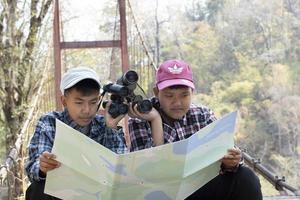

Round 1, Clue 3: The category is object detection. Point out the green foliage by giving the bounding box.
[184,0,206,21]
[297,146,300,155]
[288,61,300,94]
[222,81,256,106]
[63,49,113,82]
[185,0,224,25]
[161,21,227,92]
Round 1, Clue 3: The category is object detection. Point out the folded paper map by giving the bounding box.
[45,111,237,200]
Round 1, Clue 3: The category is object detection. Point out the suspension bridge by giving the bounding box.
[0,0,299,199]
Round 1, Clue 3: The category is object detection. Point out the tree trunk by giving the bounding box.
[0,0,53,198]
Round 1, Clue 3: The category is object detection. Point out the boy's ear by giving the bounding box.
[61,95,67,107]
[153,87,159,97]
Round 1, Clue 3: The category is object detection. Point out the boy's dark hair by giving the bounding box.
[64,79,100,96]
[168,85,190,90]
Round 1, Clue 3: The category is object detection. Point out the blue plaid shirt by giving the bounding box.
[129,97,217,152]
[26,109,127,182]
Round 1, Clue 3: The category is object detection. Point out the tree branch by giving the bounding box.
[24,0,52,62]
[0,7,4,41]
[0,86,5,102]
[38,0,52,21]
[19,0,52,101]
[0,1,7,63]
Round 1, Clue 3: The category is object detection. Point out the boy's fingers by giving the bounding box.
[227,148,241,154]
[40,151,60,166]
[42,151,56,159]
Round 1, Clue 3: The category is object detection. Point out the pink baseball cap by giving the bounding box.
[156,59,195,90]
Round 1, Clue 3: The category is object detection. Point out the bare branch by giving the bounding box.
[0,87,5,102]
[0,7,4,39]
[38,0,52,21]
[24,0,52,62]
[0,1,6,55]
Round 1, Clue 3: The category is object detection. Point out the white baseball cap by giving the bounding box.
[60,67,101,95]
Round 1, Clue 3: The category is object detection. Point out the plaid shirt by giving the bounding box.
[129,97,217,152]
[26,109,127,182]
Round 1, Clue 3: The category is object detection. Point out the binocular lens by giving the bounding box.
[119,104,129,114]
[124,70,138,84]
[108,103,129,118]
[137,99,152,113]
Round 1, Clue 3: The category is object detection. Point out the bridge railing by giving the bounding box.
[243,151,300,196]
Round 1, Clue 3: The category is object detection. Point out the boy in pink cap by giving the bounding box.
[128,59,262,200]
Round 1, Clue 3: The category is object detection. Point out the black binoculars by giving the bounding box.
[102,70,152,118]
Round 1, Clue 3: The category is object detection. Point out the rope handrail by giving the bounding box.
[243,151,300,196]
[127,0,157,71]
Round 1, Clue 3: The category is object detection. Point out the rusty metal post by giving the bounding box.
[119,0,129,72]
[119,0,130,148]
[53,0,62,111]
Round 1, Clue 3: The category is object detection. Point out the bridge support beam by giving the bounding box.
[53,0,129,110]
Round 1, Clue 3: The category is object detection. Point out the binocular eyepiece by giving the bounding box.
[102,70,152,118]
[103,83,129,97]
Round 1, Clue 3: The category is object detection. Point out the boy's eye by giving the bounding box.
[75,102,83,104]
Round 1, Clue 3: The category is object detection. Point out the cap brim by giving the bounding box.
[157,79,195,90]
[61,78,100,94]
[64,78,100,90]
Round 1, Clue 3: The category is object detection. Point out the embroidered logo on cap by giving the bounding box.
[168,64,183,74]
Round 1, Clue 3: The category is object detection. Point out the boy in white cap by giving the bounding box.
[128,59,262,200]
[25,67,127,200]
